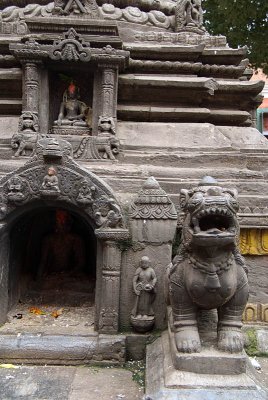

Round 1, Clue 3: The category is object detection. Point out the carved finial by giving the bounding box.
[142,176,160,190]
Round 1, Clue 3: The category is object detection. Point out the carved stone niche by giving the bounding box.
[9,24,129,161]
[0,136,129,333]
[122,177,177,331]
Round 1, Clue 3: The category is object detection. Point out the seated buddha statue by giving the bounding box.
[54,82,92,128]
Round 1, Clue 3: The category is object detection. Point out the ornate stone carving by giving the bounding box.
[73,135,120,160]
[131,256,157,333]
[18,111,39,134]
[130,176,177,220]
[98,116,116,136]
[6,175,31,204]
[11,131,37,157]
[1,138,125,231]
[99,308,118,332]
[168,176,249,353]
[49,28,91,62]
[93,196,122,229]
[53,0,100,18]
[175,0,205,33]
[76,180,96,206]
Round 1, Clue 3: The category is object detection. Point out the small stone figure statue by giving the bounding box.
[41,166,60,194]
[131,256,157,332]
[54,82,91,128]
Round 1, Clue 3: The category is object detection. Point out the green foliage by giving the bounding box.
[245,328,268,357]
[124,360,145,387]
[203,0,268,74]
[245,328,259,356]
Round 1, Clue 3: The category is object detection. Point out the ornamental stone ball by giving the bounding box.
[168,177,249,353]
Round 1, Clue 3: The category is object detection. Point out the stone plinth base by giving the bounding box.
[169,326,247,375]
[146,331,267,400]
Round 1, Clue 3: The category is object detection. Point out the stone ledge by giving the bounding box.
[0,333,126,365]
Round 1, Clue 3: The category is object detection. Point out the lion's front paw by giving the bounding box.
[175,329,201,353]
[218,329,244,353]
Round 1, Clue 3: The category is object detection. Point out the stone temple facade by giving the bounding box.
[0,0,267,363]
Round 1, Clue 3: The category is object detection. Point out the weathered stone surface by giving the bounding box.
[169,326,247,375]
[117,122,233,150]
[120,243,172,331]
[146,332,268,400]
[246,256,268,304]
[256,329,268,354]
[0,333,126,364]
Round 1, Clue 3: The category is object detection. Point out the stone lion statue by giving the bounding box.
[168,176,249,353]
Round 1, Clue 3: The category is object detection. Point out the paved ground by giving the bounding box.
[0,357,267,400]
[0,364,144,400]
[254,357,268,389]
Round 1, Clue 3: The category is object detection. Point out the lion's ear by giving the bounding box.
[180,189,189,211]
[225,188,238,199]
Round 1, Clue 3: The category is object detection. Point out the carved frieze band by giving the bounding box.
[0,138,125,231]
[129,58,249,79]
[243,303,268,324]
[1,0,206,34]
[9,32,129,68]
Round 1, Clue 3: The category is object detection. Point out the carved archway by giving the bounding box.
[0,137,129,333]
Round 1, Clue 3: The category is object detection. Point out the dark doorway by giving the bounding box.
[8,207,96,310]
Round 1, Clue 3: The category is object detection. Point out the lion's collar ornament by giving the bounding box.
[169,176,249,353]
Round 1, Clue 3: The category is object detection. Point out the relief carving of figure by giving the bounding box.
[11,111,38,157]
[175,0,204,31]
[168,176,249,353]
[53,0,100,17]
[54,82,92,129]
[131,256,157,332]
[7,175,29,204]
[98,116,116,136]
[76,180,96,206]
[94,197,122,228]
[41,166,60,195]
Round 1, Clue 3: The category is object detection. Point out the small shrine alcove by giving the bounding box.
[8,205,96,316]
[0,137,129,334]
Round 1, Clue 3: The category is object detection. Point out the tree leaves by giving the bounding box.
[203,0,268,73]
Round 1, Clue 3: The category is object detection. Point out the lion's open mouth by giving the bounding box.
[192,207,235,236]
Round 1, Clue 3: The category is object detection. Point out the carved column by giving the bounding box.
[99,66,118,122]
[23,62,39,113]
[95,229,129,333]
[0,226,9,325]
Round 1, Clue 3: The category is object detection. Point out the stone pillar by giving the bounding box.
[120,177,178,331]
[95,229,129,334]
[0,226,9,326]
[99,66,118,122]
[23,62,39,113]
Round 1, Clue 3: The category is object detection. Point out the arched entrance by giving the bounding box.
[0,137,129,333]
[8,205,96,331]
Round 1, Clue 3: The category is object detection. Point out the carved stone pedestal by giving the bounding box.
[145,331,267,400]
